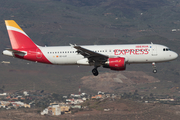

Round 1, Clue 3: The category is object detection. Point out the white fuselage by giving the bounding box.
[39,44,178,65]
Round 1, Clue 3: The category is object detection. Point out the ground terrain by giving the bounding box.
[0,0,180,119]
[1,99,180,120]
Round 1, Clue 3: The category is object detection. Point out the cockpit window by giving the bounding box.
[163,48,171,51]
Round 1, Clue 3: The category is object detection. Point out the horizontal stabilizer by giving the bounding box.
[2,49,26,57]
[5,48,26,54]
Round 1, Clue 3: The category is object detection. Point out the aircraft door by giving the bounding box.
[151,45,157,56]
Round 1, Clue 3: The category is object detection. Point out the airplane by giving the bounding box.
[2,20,178,76]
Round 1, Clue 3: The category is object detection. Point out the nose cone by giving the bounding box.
[172,52,178,60]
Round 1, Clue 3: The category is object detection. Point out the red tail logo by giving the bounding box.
[5,20,37,50]
[5,20,51,64]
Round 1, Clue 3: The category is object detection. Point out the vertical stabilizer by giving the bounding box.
[5,20,37,50]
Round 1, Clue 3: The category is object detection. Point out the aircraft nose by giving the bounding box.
[172,52,178,60]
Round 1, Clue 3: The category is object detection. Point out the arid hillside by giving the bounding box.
[81,71,160,93]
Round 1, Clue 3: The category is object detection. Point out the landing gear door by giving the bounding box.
[151,45,157,56]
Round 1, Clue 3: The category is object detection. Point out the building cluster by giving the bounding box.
[0,91,32,109]
[41,93,88,116]
[41,103,71,115]
[0,101,30,109]
[0,90,48,110]
[65,93,87,104]
[0,89,180,116]
[41,91,121,116]
[91,91,117,99]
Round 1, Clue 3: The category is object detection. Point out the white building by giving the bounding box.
[41,108,48,115]
[23,91,29,96]
[41,105,61,116]
[52,105,61,115]
[0,93,7,96]
[66,99,84,104]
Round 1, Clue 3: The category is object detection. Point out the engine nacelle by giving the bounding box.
[103,57,126,71]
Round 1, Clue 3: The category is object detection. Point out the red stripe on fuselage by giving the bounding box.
[14,48,52,64]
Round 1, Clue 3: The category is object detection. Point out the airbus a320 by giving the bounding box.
[2,20,178,76]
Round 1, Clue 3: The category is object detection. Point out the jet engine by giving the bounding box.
[103,57,126,71]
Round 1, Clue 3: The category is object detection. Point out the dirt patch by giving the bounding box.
[81,71,160,92]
